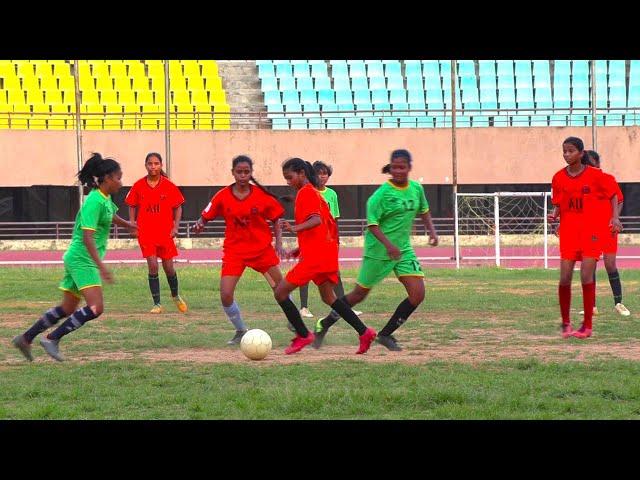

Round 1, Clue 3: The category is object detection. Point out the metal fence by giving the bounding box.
[2,217,639,240]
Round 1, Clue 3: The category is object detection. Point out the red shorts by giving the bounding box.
[285,260,338,287]
[221,246,279,277]
[139,237,178,260]
[600,229,619,255]
[559,232,601,261]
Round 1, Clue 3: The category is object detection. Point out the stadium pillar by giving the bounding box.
[73,60,84,207]
[164,60,172,178]
[590,59,597,151]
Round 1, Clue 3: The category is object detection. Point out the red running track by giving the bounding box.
[2,246,640,268]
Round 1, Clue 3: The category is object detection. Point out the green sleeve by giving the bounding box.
[79,197,103,231]
[366,187,384,226]
[330,188,340,218]
[417,183,429,214]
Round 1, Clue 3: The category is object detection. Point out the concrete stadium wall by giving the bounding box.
[1,127,639,186]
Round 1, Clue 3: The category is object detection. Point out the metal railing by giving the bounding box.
[1,217,639,240]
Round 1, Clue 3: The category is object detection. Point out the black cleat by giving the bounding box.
[227,330,247,345]
[376,334,402,351]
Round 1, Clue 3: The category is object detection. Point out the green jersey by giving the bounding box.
[318,187,340,218]
[64,188,118,267]
[364,180,429,260]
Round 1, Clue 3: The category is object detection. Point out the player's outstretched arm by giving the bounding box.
[368,225,401,260]
[419,211,439,246]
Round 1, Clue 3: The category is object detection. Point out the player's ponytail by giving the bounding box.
[145,152,168,177]
[585,149,600,168]
[282,157,320,188]
[77,152,121,194]
[381,164,391,174]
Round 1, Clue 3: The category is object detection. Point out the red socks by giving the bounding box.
[559,285,571,324]
[582,282,596,329]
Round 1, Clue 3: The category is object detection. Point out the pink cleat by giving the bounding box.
[284,332,315,354]
[356,328,377,354]
[572,326,592,339]
[561,323,574,339]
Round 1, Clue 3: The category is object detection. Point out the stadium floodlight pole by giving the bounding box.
[590,59,597,151]
[451,60,459,267]
[164,59,172,178]
[73,60,84,207]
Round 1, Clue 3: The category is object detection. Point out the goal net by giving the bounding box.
[454,192,554,268]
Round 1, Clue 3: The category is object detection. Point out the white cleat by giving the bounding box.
[579,307,599,316]
[615,303,631,316]
[299,307,314,318]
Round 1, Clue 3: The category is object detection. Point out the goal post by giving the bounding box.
[454,191,553,269]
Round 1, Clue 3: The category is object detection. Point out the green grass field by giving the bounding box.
[1,265,640,419]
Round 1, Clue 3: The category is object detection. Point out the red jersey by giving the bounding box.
[294,183,338,268]
[125,175,184,241]
[593,172,623,229]
[201,184,284,257]
[552,165,617,242]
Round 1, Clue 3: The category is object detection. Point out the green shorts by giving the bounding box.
[356,251,424,289]
[58,262,102,298]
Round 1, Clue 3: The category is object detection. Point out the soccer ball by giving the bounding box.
[240,329,272,361]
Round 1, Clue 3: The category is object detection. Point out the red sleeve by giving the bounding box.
[124,182,140,207]
[201,190,224,221]
[595,169,617,200]
[170,183,185,208]
[263,193,285,222]
[296,186,322,222]
[609,174,624,203]
[551,172,562,206]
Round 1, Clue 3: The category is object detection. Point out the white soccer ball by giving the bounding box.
[240,329,272,361]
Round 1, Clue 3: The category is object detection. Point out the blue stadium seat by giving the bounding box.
[386,77,404,90]
[322,102,338,114]
[514,60,532,78]
[533,61,551,89]
[314,77,331,90]
[261,77,278,92]
[534,87,553,110]
[373,102,391,116]
[272,117,289,130]
[311,63,328,78]
[278,77,296,92]
[510,114,530,127]
[569,114,586,127]
[335,90,353,104]
[422,61,440,79]
[297,77,314,90]
[362,116,380,128]
[372,89,389,104]
[307,117,324,130]
[331,61,349,79]
[353,89,371,104]
[609,60,626,88]
[498,87,516,110]
[407,76,424,91]
[326,117,344,129]
[456,60,475,77]
[408,101,426,112]
[299,90,317,104]
[293,63,310,78]
[417,116,435,128]
[530,115,549,126]
[628,85,640,107]
[434,115,451,128]
[258,63,275,78]
[549,114,568,126]
[472,115,490,127]
[263,90,281,105]
[455,114,472,127]
[595,82,608,108]
[368,76,387,90]
[318,89,335,105]
[398,116,417,128]
[385,62,402,78]
[630,60,640,87]
[349,62,367,78]
[302,103,320,114]
[609,86,626,108]
[284,103,302,113]
[572,60,589,77]
[282,90,299,105]
[381,116,399,128]
[351,77,369,91]
[276,63,293,78]
[389,89,407,104]
[407,90,425,104]
[427,100,445,112]
[572,84,590,109]
[366,61,384,78]
[333,77,351,91]
[554,60,571,76]
[392,102,409,113]
[289,116,308,130]
[405,61,423,79]
[492,115,510,127]
[478,60,496,78]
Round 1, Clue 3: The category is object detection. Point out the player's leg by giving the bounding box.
[316,279,376,354]
[13,291,80,361]
[161,254,187,313]
[335,272,362,316]
[220,275,248,344]
[41,285,104,361]
[603,252,629,316]
[573,257,597,338]
[558,259,576,337]
[274,269,314,354]
[299,283,313,317]
[146,254,162,313]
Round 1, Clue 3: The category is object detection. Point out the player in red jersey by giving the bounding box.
[549,137,622,339]
[191,155,287,345]
[581,150,630,316]
[126,153,187,314]
[273,158,377,355]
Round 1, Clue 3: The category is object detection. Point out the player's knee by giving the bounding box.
[148,265,159,276]
[220,291,234,307]
[274,288,288,303]
[89,304,104,317]
[409,291,425,306]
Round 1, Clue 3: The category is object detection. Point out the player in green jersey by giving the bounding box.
[312,149,438,351]
[297,161,362,320]
[12,153,137,362]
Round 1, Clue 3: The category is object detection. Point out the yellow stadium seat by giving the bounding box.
[79,75,95,90]
[153,89,166,105]
[140,104,161,130]
[114,76,132,91]
[82,103,104,130]
[213,103,231,113]
[136,90,154,105]
[50,104,73,129]
[169,76,186,90]
[0,112,8,128]
[104,103,123,130]
[146,61,165,78]
[172,103,194,129]
[199,61,219,77]
[78,62,91,78]
[209,89,227,105]
[0,89,7,104]
[34,62,53,77]
[122,103,140,129]
[16,61,35,77]
[213,103,231,130]
[95,76,113,91]
[171,90,190,105]
[61,89,77,105]
[39,76,58,91]
[26,89,44,105]
[3,75,22,90]
[127,62,146,78]
[191,90,209,105]
[53,62,71,77]
[132,75,150,90]
[118,90,135,105]
[58,76,75,90]
[7,89,26,104]
[109,62,127,78]
[10,104,30,129]
[0,61,15,76]
[100,90,118,105]
[81,90,99,105]
[187,76,204,91]
[21,76,40,90]
[168,61,183,76]
[30,104,49,130]
[194,105,213,130]
[150,76,165,91]
[91,62,109,78]
[204,76,223,91]
[44,89,63,105]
